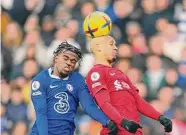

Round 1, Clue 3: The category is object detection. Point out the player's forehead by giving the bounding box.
[106,36,116,44]
[59,50,79,60]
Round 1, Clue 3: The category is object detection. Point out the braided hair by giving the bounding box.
[53,41,82,60]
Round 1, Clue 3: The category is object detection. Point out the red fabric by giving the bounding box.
[94,88,123,124]
[125,76,161,120]
[86,64,161,134]
[100,128,143,135]
[134,90,161,120]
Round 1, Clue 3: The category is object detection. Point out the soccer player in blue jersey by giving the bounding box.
[29,41,117,135]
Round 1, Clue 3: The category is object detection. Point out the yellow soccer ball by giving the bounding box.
[83,11,112,38]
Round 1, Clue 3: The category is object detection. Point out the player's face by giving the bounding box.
[55,50,78,77]
[100,36,118,63]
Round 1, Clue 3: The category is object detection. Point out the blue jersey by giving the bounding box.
[29,68,109,135]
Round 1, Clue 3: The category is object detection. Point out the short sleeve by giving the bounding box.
[86,69,107,97]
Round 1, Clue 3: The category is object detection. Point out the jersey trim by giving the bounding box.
[48,68,69,80]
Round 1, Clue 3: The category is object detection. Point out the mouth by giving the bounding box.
[64,67,71,72]
[113,51,117,57]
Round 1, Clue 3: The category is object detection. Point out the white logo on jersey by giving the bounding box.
[66,84,73,92]
[50,85,58,89]
[54,92,70,114]
[121,82,130,89]
[32,91,42,96]
[92,82,101,88]
[32,81,40,91]
[110,72,115,76]
[91,72,100,81]
[114,80,122,91]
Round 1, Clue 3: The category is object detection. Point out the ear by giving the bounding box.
[90,42,101,53]
[95,43,101,52]
[54,56,58,64]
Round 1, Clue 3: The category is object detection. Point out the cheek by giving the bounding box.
[105,52,113,60]
[56,59,64,68]
[110,49,115,56]
[105,49,113,56]
[70,63,76,69]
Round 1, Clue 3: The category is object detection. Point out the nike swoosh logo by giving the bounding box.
[50,85,58,89]
[110,73,115,76]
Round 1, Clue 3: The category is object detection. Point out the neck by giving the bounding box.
[52,66,68,78]
[53,66,60,77]
[95,56,112,67]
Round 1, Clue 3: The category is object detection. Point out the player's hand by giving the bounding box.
[158,115,172,132]
[107,120,118,135]
[120,119,142,133]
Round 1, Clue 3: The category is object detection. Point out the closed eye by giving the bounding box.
[63,55,69,61]
[71,59,77,64]
[63,54,78,64]
[109,40,115,46]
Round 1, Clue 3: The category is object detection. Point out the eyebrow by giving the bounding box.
[63,55,69,59]
[109,40,115,44]
[63,50,78,57]
[63,54,78,61]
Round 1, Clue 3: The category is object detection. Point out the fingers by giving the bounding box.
[164,121,172,132]
[165,127,172,132]
[138,124,143,129]
[165,125,172,132]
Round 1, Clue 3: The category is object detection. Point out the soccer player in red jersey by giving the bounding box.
[86,36,172,135]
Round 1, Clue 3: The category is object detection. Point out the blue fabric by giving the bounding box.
[29,68,109,135]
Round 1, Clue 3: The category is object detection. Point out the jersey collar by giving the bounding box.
[48,68,69,80]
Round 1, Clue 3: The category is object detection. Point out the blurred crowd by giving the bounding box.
[1,0,186,135]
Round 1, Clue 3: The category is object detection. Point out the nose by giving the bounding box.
[114,45,118,51]
[66,60,72,66]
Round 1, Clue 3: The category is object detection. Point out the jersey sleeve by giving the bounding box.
[126,76,161,120]
[86,69,124,124]
[31,73,48,135]
[86,69,107,97]
[134,91,161,120]
[77,78,109,126]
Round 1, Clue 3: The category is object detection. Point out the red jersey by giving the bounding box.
[86,64,161,135]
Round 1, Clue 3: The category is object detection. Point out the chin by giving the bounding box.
[59,72,69,78]
[112,57,117,62]
[108,58,116,64]
[111,57,117,63]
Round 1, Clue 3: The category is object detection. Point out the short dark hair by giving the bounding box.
[53,41,82,59]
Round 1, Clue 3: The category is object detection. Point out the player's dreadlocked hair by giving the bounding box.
[53,41,82,60]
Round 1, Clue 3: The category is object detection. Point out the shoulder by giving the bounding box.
[70,72,84,81]
[87,66,106,81]
[31,69,49,90]
[70,72,87,90]
[32,69,48,81]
